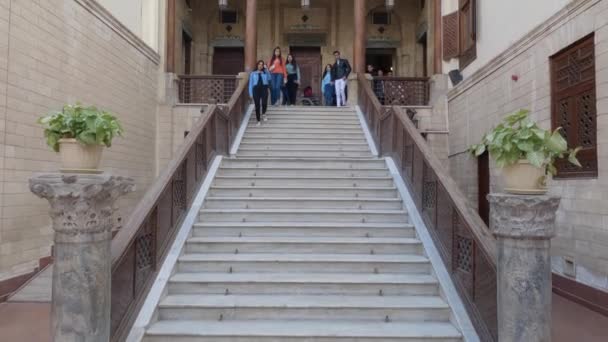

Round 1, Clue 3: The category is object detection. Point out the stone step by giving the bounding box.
[192,222,415,238]
[168,272,439,296]
[198,208,408,223]
[237,150,372,158]
[208,186,399,198]
[246,127,363,133]
[221,157,386,169]
[240,138,369,145]
[144,320,462,342]
[202,197,403,210]
[265,106,354,113]
[244,132,366,139]
[238,144,370,152]
[184,236,421,254]
[217,167,389,177]
[248,123,362,130]
[158,294,450,322]
[177,253,430,274]
[212,176,393,187]
[250,118,361,124]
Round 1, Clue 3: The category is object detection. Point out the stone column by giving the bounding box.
[353,0,366,73]
[244,0,258,72]
[30,173,135,342]
[488,193,560,342]
[432,0,442,74]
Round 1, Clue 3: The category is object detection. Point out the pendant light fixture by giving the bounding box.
[302,0,310,10]
[219,0,228,10]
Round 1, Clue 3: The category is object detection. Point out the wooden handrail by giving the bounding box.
[177,74,237,79]
[393,107,497,264]
[109,73,249,341]
[358,75,498,341]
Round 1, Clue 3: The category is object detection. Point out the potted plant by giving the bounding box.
[38,103,123,171]
[469,109,581,194]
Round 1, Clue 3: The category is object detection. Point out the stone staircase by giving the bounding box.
[142,106,465,341]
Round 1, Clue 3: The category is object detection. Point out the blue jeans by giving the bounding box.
[323,84,335,106]
[270,73,283,105]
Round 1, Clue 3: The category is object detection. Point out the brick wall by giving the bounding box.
[0,0,161,281]
[447,0,608,290]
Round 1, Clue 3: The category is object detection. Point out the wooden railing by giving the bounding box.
[109,74,249,341]
[178,75,238,104]
[358,74,498,341]
[371,76,430,106]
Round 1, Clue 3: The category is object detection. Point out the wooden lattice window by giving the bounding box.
[459,0,477,68]
[551,33,597,178]
[442,12,459,60]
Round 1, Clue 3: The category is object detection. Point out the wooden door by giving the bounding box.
[290,47,322,98]
[213,47,244,75]
[477,151,489,226]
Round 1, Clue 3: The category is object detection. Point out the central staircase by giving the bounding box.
[142,106,464,341]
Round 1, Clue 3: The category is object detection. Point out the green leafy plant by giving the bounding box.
[37,103,123,152]
[469,109,581,176]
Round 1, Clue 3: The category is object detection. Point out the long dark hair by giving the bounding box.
[323,64,332,78]
[255,60,265,71]
[270,47,283,65]
[286,54,297,68]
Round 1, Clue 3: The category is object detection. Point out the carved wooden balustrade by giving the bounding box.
[109,74,249,341]
[178,75,238,103]
[359,74,499,341]
[371,76,430,106]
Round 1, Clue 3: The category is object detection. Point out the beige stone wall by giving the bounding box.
[447,0,608,289]
[0,0,161,281]
[179,0,427,77]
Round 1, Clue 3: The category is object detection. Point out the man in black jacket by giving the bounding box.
[331,50,351,107]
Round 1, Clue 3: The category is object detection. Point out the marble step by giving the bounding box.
[216,166,389,177]
[158,294,450,322]
[192,222,415,238]
[207,186,399,198]
[197,208,409,223]
[211,176,394,187]
[202,197,403,210]
[168,272,439,296]
[176,253,430,274]
[184,236,421,254]
[144,320,462,341]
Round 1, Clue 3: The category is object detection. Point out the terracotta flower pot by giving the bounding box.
[503,160,547,195]
[58,138,103,171]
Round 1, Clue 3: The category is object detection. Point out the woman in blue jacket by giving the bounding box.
[249,60,271,126]
[321,64,334,106]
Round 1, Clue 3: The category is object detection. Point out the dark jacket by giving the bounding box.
[331,58,352,81]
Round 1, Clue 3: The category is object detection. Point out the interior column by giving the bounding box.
[353,0,366,73]
[166,0,176,73]
[433,0,442,74]
[245,0,258,72]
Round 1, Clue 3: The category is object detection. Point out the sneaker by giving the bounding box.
[256,121,261,127]
[263,115,268,122]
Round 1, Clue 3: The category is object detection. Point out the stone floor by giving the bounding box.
[0,293,606,341]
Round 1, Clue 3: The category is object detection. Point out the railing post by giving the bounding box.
[30,173,135,342]
[488,193,560,342]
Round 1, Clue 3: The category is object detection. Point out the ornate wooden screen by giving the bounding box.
[179,75,238,104]
[373,77,430,106]
[442,12,459,60]
[109,76,249,341]
[550,33,597,178]
[459,0,477,68]
[358,74,498,341]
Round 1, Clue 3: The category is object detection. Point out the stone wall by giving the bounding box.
[447,0,608,290]
[0,0,161,281]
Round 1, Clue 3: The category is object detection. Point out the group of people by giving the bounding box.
[248,47,353,125]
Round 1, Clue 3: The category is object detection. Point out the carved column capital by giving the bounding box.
[30,173,135,241]
[487,193,560,239]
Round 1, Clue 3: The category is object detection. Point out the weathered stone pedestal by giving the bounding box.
[30,173,134,342]
[488,193,560,342]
